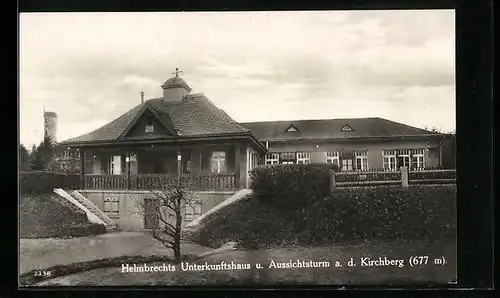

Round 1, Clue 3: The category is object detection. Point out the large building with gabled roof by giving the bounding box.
[59,70,448,230]
[240,117,446,171]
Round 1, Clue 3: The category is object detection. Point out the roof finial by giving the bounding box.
[172,67,183,77]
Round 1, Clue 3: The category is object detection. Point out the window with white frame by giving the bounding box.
[382,150,397,171]
[211,151,226,173]
[265,153,280,165]
[104,197,119,217]
[341,159,353,171]
[280,152,296,164]
[326,151,340,166]
[185,199,202,221]
[109,155,122,175]
[412,149,425,170]
[354,150,369,171]
[296,152,311,164]
[396,149,412,168]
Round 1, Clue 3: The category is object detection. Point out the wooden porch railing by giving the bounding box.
[333,168,456,188]
[83,173,238,191]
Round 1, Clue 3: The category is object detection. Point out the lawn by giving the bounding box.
[20,194,106,239]
[33,240,456,286]
[19,231,211,275]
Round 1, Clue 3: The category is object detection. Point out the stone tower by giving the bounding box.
[43,111,58,143]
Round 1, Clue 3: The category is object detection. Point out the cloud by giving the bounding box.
[19,10,456,148]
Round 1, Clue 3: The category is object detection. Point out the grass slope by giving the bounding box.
[187,185,457,249]
[20,194,106,239]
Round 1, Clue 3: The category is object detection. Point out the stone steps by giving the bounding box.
[69,191,117,232]
[54,188,117,232]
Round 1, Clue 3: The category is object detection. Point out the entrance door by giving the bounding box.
[144,198,159,230]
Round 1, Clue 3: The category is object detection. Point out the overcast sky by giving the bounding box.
[20,10,455,148]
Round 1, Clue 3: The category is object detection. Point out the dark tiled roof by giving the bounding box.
[239,118,441,141]
[44,111,58,118]
[63,105,143,144]
[62,94,250,144]
[161,76,192,91]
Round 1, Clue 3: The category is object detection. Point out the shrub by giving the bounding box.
[308,186,457,245]
[21,223,107,239]
[187,185,457,249]
[249,163,335,209]
[20,171,80,195]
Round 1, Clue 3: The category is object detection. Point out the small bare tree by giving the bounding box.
[137,177,199,264]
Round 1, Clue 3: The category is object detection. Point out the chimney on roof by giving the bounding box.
[140,92,144,104]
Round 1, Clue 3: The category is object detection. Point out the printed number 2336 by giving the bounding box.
[34,271,51,277]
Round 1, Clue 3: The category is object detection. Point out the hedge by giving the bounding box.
[187,185,457,249]
[249,163,336,209]
[20,171,80,195]
[20,222,107,239]
[20,194,106,238]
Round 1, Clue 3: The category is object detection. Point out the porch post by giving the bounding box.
[127,149,131,190]
[177,147,182,186]
[439,145,443,168]
[234,144,241,189]
[79,148,85,190]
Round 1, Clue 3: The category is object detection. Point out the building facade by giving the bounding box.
[59,72,449,230]
[240,119,446,172]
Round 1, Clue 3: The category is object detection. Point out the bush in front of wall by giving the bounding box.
[20,171,80,195]
[186,185,457,249]
[249,163,336,209]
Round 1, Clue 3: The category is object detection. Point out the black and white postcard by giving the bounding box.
[19,10,457,287]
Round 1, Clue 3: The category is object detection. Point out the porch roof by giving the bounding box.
[61,94,260,148]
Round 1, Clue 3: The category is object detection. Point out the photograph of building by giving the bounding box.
[19,10,457,287]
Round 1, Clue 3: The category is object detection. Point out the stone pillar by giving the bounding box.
[401,166,409,187]
[329,169,336,193]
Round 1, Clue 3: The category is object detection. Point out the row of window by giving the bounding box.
[107,150,257,175]
[265,149,426,171]
[100,148,426,175]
